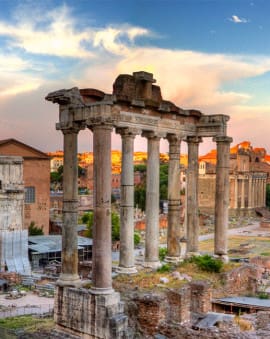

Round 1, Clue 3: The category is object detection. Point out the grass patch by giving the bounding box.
[0,315,54,332]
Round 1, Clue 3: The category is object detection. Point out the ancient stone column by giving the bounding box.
[263,178,267,207]
[116,128,138,274]
[186,136,202,254]
[248,176,253,209]
[214,136,232,260]
[165,134,182,263]
[241,178,245,209]
[143,131,161,268]
[91,124,114,294]
[59,126,81,286]
[234,176,238,209]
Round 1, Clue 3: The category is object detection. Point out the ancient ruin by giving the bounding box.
[46,71,232,338]
[0,156,31,275]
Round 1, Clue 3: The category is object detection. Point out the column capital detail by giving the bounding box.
[213,136,233,144]
[89,122,114,132]
[167,133,182,144]
[142,130,164,140]
[58,122,85,134]
[186,136,202,144]
[115,127,140,138]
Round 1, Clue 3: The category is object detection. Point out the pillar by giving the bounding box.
[248,175,252,209]
[241,178,245,208]
[165,134,182,263]
[116,128,138,274]
[234,176,238,209]
[143,132,161,268]
[186,136,201,254]
[58,126,81,286]
[214,136,232,260]
[91,124,114,294]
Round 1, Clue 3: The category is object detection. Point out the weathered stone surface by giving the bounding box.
[54,286,129,338]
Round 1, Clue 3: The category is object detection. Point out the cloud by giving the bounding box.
[93,26,150,55]
[1,3,270,154]
[229,15,249,24]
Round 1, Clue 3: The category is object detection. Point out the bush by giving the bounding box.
[258,292,269,299]
[157,263,171,273]
[190,254,223,273]
[28,221,44,236]
[159,247,168,261]
[134,232,141,246]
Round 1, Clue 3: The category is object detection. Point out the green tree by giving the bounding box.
[81,212,94,238]
[134,185,146,211]
[28,221,44,236]
[82,211,120,241]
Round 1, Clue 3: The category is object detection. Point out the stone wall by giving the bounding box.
[221,264,262,296]
[54,286,129,338]
[190,281,212,314]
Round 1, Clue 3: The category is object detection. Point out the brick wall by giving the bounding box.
[190,281,212,314]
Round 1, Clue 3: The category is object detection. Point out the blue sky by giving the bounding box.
[0,0,270,154]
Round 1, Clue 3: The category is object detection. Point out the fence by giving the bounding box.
[0,304,53,318]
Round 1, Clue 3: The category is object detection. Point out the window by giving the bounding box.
[25,186,35,203]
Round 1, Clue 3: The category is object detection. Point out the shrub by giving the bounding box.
[134,232,141,246]
[159,247,168,261]
[258,292,269,299]
[157,263,171,273]
[28,221,44,236]
[190,254,223,273]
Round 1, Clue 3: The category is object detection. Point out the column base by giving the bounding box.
[116,266,138,274]
[56,273,82,288]
[164,256,182,264]
[90,286,115,295]
[55,286,129,338]
[214,254,229,263]
[143,260,161,269]
[185,251,201,258]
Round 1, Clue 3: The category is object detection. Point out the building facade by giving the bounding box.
[199,141,270,215]
[0,139,50,234]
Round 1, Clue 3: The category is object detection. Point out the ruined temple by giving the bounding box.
[46,71,232,338]
[199,141,270,215]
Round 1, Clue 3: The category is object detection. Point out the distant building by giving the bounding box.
[0,139,50,233]
[199,141,270,215]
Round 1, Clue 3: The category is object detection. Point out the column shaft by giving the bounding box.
[117,128,137,274]
[234,176,238,209]
[92,124,113,293]
[166,135,181,262]
[60,128,80,286]
[144,133,160,267]
[248,176,252,208]
[214,136,232,257]
[186,136,201,253]
[241,178,245,208]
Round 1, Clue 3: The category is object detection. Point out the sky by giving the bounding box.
[1,0,270,154]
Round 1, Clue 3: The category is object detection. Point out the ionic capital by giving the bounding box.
[60,122,85,135]
[186,136,202,144]
[89,121,114,132]
[142,130,165,140]
[167,133,182,145]
[115,127,140,138]
[213,136,233,144]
